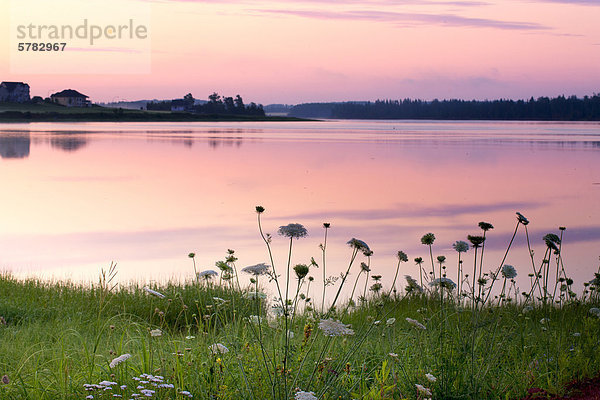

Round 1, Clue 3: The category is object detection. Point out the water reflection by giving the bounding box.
[0,133,30,159]
[0,121,598,300]
[50,135,88,152]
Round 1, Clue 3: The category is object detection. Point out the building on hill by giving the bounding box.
[51,89,91,107]
[0,82,30,103]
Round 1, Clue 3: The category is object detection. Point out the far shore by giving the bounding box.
[0,103,311,122]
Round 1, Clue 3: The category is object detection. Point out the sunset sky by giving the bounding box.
[1,0,599,104]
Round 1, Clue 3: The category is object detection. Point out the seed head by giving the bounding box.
[453,240,469,253]
[397,251,408,262]
[467,235,485,247]
[516,212,529,225]
[255,205,265,213]
[478,221,494,231]
[420,233,435,245]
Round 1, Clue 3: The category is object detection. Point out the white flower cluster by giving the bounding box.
[197,270,219,279]
[83,372,190,398]
[143,287,165,299]
[295,390,318,400]
[501,264,518,279]
[242,263,270,276]
[406,317,426,330]
[208,343,229,354]
[109,353,131,369]
[318,318,355,337]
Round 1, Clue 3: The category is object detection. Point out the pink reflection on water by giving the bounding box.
[0,121,598,304]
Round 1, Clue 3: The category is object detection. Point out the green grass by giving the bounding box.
[1,212,599,399]
[1,271,599,400]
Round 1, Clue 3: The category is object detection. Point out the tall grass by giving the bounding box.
[1,209,600,400]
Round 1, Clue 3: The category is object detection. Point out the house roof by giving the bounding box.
[1,82,30,92]
[51,89,89,98]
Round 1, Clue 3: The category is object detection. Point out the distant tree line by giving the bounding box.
[288,94,600,120]
[147,93,265,116]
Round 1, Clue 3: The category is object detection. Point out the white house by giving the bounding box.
[0,82,30,103]
[51,89,91,107]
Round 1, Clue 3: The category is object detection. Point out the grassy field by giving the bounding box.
[1,211,599,400]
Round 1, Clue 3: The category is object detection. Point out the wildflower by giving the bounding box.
[370,283,382,293]
[180,390,193,398]
[150,329,162,337]
[197,270,219,279]
[453,240,469,253]
[478,221,494,231]
[467,235,485,247]
[143,287,165,299]
[429,277,456,290]
[208,343,229,354]
[1,375,9,384]
[99,381,118,387]
[543,233,561,252]
[278,223,308,239]
[241,263,270,276]
[388,353,399,359]
[406,317,426,330]
[215,261,232,273]
[109,353,131,368]
[436,255,446,263]
[255,205,265,213]
[516,212,529,225]
[420,233,435,245]
[323,222,331,228]
[397,251,408,262]
[572,332,581,337]
[360,262,371,272]
[295,391,318,400]
[501,264,518,279]
[405,275,424,294]
[386,318,396,326]
[425,373,437,383]
[185,336,195,340]
[318,318,355,337]
[415,384,432,396]
[294,264,310,280]
[347,238,370,254]
[414,257,423,264]
[589,307,600,317]
[188,253,195,258]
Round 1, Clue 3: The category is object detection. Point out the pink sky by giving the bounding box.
[1,0,599,104]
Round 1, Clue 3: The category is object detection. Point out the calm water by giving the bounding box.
[1,120,599,300]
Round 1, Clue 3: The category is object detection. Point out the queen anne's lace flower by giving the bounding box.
[295,390,318,400]
[347,238,370,254]
[198,270,219,279]
[143,287,165,298]
[453,240,469,253]
[278,223,308,239]
[415,384,432,396]
[429,277,456,290]
[242,263,270,276]
[109,353,131,368]
[425,373,437,383]
[150,329,162,337]
[406,317,426,330]
[318,318,355,337]
[501,264,518,279]
[208,343,229,354]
